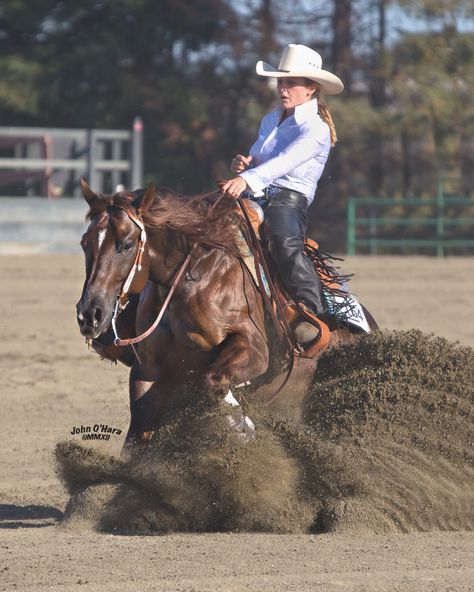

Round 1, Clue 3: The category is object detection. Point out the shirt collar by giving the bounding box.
[276,98,319,125]
[293,98,319,124]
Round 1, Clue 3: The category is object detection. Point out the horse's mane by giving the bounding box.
[86,187,243,255]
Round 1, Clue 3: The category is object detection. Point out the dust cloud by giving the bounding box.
[56,330,474,535]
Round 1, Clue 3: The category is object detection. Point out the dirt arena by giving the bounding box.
[1,254,473,591]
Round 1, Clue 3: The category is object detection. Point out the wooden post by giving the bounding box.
[436,176,445,257]
[347,197,356,255]
[131,117,143,189]
[86,129,99,191]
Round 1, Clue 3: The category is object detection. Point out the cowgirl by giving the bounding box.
[221,44,343,344]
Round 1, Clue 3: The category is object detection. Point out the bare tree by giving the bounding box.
[332,0,353,92]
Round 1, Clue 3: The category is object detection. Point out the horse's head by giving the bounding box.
[76,180,155,339]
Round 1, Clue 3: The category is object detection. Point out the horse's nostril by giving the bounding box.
[76,307,85,327]
[93,307,103,326]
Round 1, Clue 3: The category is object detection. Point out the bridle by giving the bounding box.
[110,191,225,349]
[110,205,195,349]
[117,208,147,302]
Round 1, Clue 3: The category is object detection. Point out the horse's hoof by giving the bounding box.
[225,413,256,442]
[122,431,155,460]
[223,389,255,442]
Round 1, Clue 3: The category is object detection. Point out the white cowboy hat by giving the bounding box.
[256,43,344,95]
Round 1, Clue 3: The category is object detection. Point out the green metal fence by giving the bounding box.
[347,183,474,256]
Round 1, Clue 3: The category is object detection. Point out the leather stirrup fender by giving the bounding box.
[295,305,331,358]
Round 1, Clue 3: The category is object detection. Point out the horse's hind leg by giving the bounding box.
[206,332,268,391]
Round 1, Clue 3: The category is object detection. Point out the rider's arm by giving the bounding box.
[240,122,329,194]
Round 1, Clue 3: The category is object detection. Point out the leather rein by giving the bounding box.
[111,191,225,348]
[111,208,196,348]
[110,192,296,404]
[236,196,297,404]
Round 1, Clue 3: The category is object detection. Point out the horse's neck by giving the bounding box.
[147,226,231,290]
[145,227,184,285]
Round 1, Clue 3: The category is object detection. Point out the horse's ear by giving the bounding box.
[80,178,99,207]
[137,183,156,216]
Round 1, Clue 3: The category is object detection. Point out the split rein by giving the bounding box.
[110,209,201,350]
[111,190,229,350]
[110,191,296,404]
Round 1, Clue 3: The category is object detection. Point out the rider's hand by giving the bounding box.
[220,176,249,199]
[230,154,253,174]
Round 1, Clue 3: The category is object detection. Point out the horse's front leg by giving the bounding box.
[206,331,268,392]
[124,362,176,453]
[123,281,175,454]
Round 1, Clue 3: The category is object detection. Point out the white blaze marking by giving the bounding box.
[97,229,107,249]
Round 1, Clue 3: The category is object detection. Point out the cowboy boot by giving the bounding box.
[293,303,333,346]
[294,320,320,345]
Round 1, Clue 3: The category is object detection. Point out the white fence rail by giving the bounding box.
[0,118,143,198]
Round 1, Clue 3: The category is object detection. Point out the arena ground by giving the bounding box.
[0,254,473,592]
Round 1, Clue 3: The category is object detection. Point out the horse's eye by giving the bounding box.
[120,242,135,253]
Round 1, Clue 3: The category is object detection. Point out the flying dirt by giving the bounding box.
[56,329,474,535]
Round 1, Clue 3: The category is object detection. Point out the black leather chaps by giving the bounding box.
[262,186,327,316]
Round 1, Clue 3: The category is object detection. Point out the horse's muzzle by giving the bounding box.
[76,299,108,339]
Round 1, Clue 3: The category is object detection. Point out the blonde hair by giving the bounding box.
[306,80,338,146]
[317,96,338,146]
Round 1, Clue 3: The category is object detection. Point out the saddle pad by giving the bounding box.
[324,290,371,333]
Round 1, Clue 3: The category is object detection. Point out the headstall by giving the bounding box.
[111,206,194,349]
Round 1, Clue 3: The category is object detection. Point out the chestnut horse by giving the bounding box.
[76,181,375,450]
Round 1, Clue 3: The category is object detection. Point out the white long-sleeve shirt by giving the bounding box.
[240,99,331,205]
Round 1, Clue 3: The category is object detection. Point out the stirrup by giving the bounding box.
[294,303,332,358]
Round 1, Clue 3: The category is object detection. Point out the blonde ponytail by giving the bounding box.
[317,99,338,146]
[305,80,338,146]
